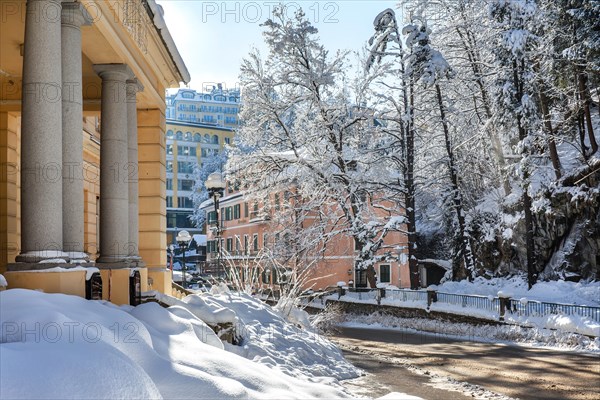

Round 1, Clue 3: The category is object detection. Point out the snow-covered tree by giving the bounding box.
[489,0,542,288]
[403,18,476,281]
[230,7,404,278]
[367,8,421,289]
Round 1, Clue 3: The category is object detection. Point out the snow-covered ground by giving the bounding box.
[0,289,359,399]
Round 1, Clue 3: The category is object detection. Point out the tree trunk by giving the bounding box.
[579,72,598,155]
[578,112,589,159]
[537,85,562,179]
[435,84,475,281]
[406,82,420,290]
[513,60,537,289]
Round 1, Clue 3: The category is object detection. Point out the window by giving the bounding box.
[207,211,217,224]
[274,193,280,211]
[166,161,173,172]
[178,197,194,208]
[166,196,173,207]
[244,235,249,254]
[201,148,208,158]
[253,234,258,252]
[224,137,231,144]
[235,236,240,252]
[185,132,192,141]
[226,238,233,252]
[166,179,173,190]
[171,211,194,228]
[166,144,173,155]
[263,233,267,249]
[203,134,210,143]
[212,135,219,144]
[177,161,194,174]
[194,133,201,142]
[189,147,196,157]
[166,130,174,139]
[233,204,240,219]
[207,240,216,254]
[179,179,194,191]
[225,206,232,221]
[379,264,391,283]
[262,268,271,285]
[244,202,249,218]
[176,131,183,140]
[252,202,258,217]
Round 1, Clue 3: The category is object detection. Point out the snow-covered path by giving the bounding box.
[331,326,600,400]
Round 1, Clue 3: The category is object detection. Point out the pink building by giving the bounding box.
[202,184,410,291]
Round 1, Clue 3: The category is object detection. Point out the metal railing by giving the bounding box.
[335,288,600,323]
[437,292,500,313]
[386,289,428,303]
[507,299,600,322]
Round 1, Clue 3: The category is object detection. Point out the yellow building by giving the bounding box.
[165,119,235,244]
[1,0,189,304]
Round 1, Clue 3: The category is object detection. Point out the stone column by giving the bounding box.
[126,78,144,261]
[17,0,66,262]
[61,1,91,259]
[93,64,133,264]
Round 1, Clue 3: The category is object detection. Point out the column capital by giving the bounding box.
[61,1,92,27]
[126,78,145,101]
[93,64,133,82]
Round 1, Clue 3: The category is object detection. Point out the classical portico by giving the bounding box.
[0,0,190,302]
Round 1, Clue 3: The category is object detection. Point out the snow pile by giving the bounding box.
[177,292,360,381]
[0,274,7,287]
[0,289,351,399]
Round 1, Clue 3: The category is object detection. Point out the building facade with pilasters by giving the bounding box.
[0,0,189,303]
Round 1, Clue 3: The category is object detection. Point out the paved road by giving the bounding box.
[330,326,600,400]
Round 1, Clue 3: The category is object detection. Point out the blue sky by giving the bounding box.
[156,1,400,91]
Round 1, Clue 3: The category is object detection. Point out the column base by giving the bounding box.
[95,256,145,269]
[15,251,69,263]
[7,261,96,272]
[66,252,91,263]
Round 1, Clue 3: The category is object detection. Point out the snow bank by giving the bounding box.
[176,292,360,381]
[0,289,350,399]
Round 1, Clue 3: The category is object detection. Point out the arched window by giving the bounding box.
[194,133,201,142]
[203,94,211,101]
[229,97,236,102]
[212,135,219,144]
[166,130,174,139]
[185,132,192,141]
[176,131,183,140]
[204,134,210,143]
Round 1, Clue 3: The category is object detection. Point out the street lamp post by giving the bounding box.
[168,244,176,281]
[205,172,226,280]
[176,230,192,288]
